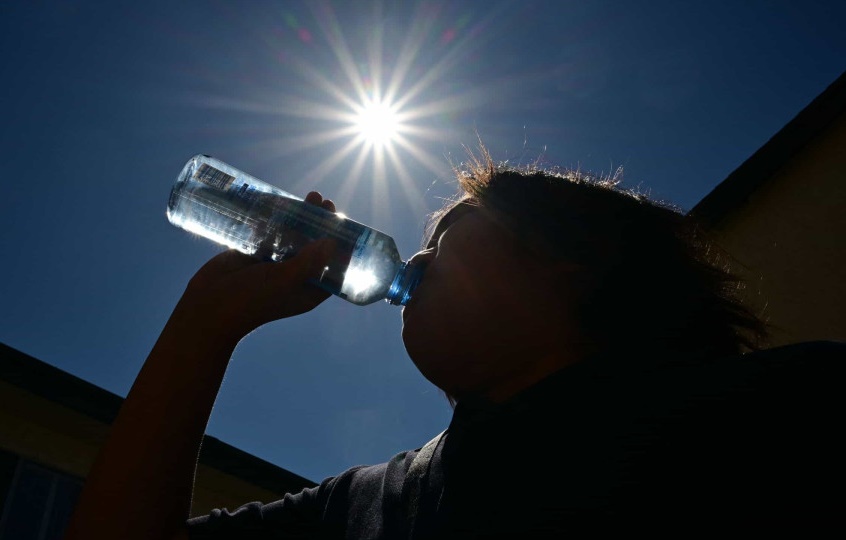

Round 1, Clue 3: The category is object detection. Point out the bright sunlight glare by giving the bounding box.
[344,266,378,296]
[355,100,400,147]
[223,1,473,217]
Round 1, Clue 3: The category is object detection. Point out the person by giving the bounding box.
[69,146,833,540]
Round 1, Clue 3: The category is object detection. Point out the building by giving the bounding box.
[2,70,844,540]
[690,70,846,347]
[0,342,315,540]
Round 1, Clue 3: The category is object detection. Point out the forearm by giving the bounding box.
[65,296,239,540]
[65,238,334,540]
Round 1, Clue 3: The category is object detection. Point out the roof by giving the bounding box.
[689,70,846,227]
[0,341,317,492]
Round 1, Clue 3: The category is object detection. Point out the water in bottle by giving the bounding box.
[167,155,422,306]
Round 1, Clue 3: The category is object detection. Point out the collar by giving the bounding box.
[448,357,614,433]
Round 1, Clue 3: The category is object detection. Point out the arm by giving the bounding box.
[64,194,336,540]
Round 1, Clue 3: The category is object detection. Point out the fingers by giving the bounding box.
[189,249,257,289]
[304,191,323,205]
[232,239,331,293]
[206,249,256,270]
[272,238,335,285]
[304,191,336,213]
[251,239,334,319]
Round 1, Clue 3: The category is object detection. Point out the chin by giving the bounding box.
[402,326,443,384]
[402,339,467,400]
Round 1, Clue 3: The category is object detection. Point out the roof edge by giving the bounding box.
[0,342,316,491]
[689,70,846,227]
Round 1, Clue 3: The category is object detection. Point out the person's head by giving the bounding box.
[401,147,767,404]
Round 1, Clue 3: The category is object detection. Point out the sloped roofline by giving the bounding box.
[689,70,846,227]
[0,342,317,491]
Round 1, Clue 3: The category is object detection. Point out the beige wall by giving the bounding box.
[0,379,288,516]
[708,110,846,347]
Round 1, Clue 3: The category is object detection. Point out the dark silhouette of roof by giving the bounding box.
[689,70,846,227]
[0,342,317,492]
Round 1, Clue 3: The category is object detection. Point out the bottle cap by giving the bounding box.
[386,262,424,306]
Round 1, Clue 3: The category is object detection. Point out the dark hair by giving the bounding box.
[428,146,767,363]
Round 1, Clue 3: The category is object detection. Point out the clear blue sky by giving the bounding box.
[1,0,844,484]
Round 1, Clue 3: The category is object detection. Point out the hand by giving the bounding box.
[176,192,337,344]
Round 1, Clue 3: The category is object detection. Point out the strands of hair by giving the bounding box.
[426,142,768,364]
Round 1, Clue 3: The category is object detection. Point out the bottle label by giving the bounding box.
[195,164,235,191]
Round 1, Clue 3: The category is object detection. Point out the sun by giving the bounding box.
[215,2,481,216]
[354,99,400,148]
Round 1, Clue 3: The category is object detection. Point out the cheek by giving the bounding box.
[439,256,487,299]
[400,255,500,356]
[401,289,468,362]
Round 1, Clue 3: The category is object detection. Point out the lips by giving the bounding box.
[402,292,417,320]
[401,280,425,321]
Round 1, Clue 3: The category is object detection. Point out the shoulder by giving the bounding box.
[186,449,420,539]
[319,449,419,523]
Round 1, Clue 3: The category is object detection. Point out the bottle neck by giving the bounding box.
[386,262,423,306]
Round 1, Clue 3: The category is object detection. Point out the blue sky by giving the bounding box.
[1,0,844,484]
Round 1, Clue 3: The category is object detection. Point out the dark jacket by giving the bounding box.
[188,341,845,538]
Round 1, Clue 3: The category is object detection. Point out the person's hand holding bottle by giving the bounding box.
[64,191,339,540]
[174,191,337,347]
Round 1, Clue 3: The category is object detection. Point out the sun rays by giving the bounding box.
[273,2,467,221]
[189,2,500,227]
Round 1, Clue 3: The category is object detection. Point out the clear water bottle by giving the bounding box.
[167,155,422,306]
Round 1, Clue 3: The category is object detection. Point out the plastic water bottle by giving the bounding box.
[167,155,422,306]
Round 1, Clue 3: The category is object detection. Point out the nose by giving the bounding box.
[407,247,436,269]
[404,248,435,288]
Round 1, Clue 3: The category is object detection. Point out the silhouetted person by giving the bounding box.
[66,149,842,538]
